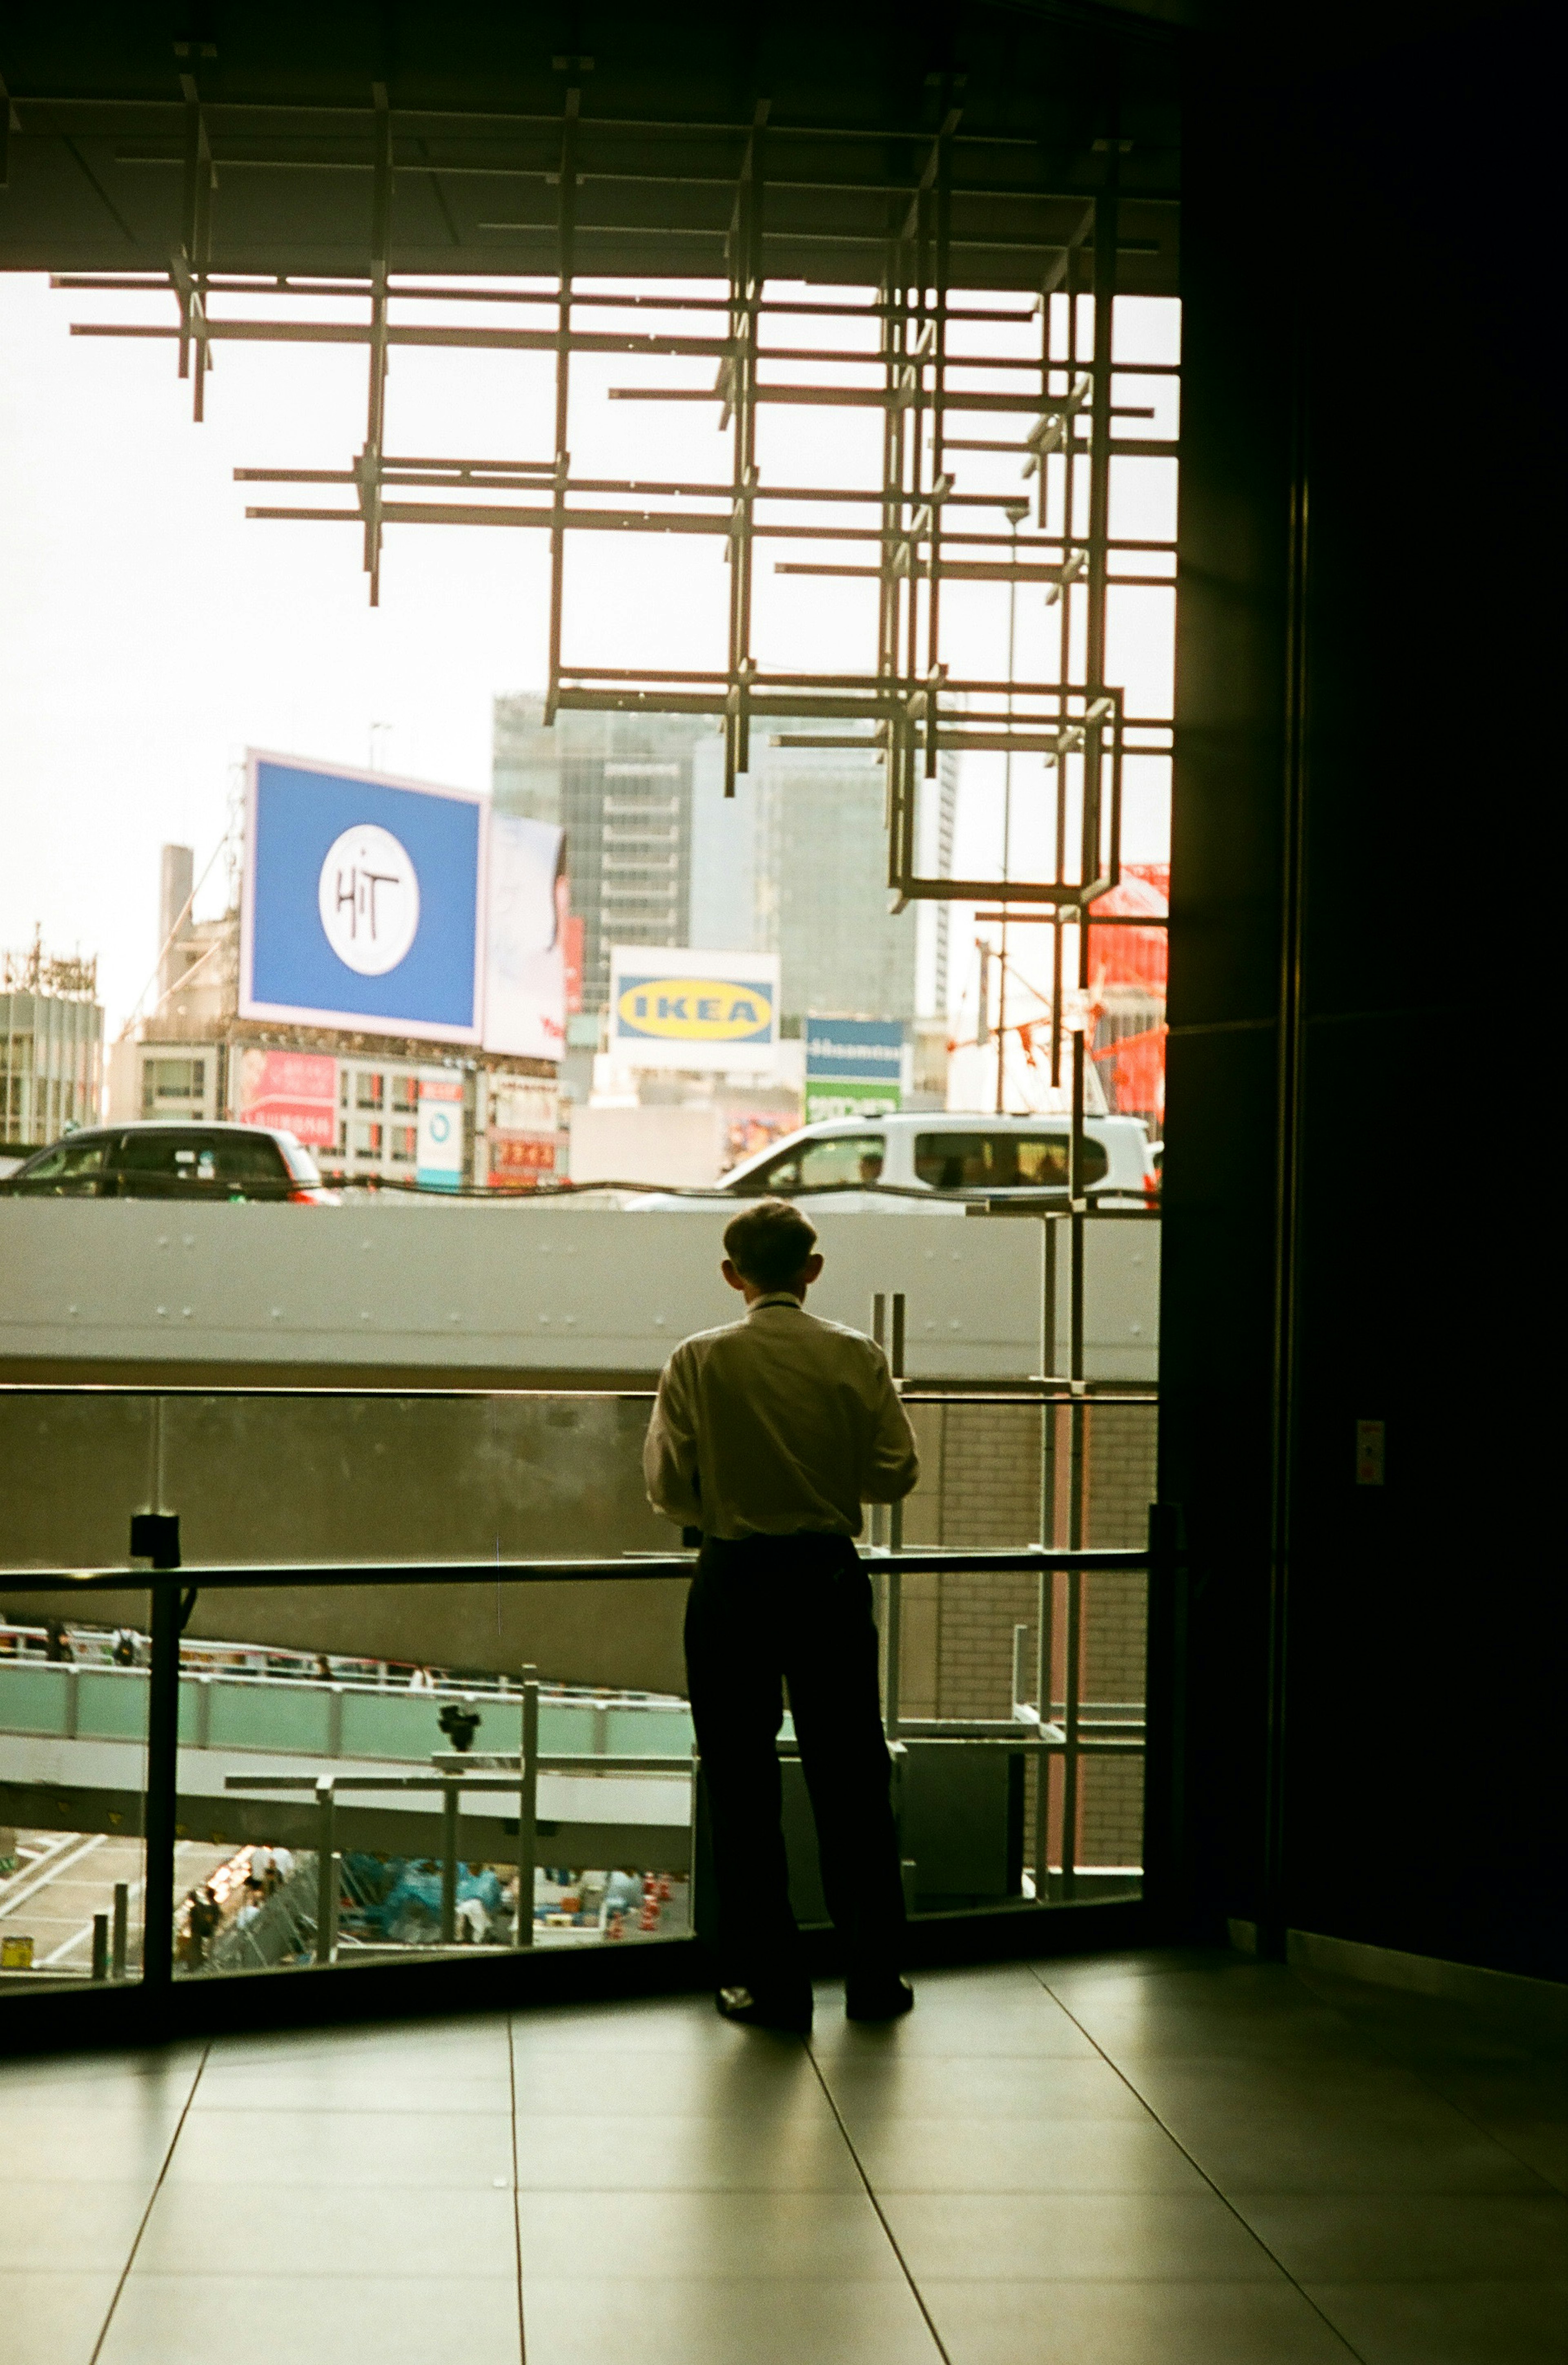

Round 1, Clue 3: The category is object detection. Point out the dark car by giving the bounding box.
[0,1121,337,1203]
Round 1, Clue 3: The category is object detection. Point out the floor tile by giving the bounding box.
[849,2114,1210,2195]
[1238,2193,1568,2282]
[160,2104,515,2188]
[510,2111,861,2191]
[134,2178,518,2276]
[522,2274,942,2363]
[1114,2073,1550,2196]
[1056,2001,1392,2069]
[1454,2114,1568,2195]
[821,2053,1153,2122]
[97,2271,523,2364]
[0,2268,122,2365]
[517,2188,905,2280]
[0,2180,150,2269]
[207,2026,510,2080]
[0,2104,187,2184]
[1304,2278,1568,2365]
[810,2008,1098,2062]
[880,2191,1278,2282]
[512,2048,835,2120]
[919,2276,1361,2363]
[512,1999,799,2058]
[192,2066,512,2116]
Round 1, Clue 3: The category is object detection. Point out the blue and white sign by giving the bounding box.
[416,1073,465,1191]
[241,752,485,1043]
[804,1018,906,1082]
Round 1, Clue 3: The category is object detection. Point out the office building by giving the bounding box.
[0,937,104,1146]
[493,696,697,1017]
[690,725,953,1029]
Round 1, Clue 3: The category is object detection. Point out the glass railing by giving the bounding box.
[1,1372,1163,2028]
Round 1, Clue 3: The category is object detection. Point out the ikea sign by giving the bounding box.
[609,946,780,1073]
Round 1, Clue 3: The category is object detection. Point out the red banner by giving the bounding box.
[489,1132,557,1188]
[236,1049,338,1147]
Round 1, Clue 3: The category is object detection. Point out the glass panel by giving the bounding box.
[0,1594,150,1996]
[169,1580,692,1980]
[895,1389,1150,1907]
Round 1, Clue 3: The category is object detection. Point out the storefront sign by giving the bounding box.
[236,1048,338,1147]
[609,946,780,1073]
[416,1073,464,1190]
[804,1016,905,1122]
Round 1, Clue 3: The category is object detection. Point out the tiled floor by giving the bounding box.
[2,1948,1563,2363]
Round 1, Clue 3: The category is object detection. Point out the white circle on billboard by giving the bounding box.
[318,825,420,975]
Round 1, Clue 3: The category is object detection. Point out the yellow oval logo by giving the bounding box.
[616,977,774,1042]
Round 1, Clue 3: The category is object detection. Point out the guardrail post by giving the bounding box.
[1141,1499,1188,1932]
[111,1881,129,1981]
[313,1780,336,1966]
[516,1667,539,1949]
[140,1578,181,1994]
[440,1782,459,1943]
[91,1912,109,1982]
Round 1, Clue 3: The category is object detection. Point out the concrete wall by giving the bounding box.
[0,1201,1156,1386]
[566,1102,727,1187]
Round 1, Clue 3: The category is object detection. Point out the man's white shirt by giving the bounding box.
[644,1292,920,1539]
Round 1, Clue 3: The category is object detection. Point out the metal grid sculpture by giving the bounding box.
[56,84,1176,928]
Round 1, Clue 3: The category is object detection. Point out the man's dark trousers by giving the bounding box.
[685,1530,906,2001]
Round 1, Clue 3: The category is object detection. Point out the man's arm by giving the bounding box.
[862,1350,920,1503]
[643,1350,704,1525]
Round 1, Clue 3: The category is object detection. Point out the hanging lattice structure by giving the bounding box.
[55,83,1176,931]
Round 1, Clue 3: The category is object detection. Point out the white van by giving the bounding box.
[711,1110,1158,1209]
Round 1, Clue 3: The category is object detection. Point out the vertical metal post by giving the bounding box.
[516,1667,539,1949]
[111,1881,129,1980]
[1061,1029,1088,1899]
[1061,1569,1082,1901]
[545,91,578,721]
[140,1578,180,1992]
[1038,1216,1059,1902]
[440,1781,459,1943]
[1011,1623,1029,1716]
[91,1912,109,1982]
[882,1289,907,1735]
[313,1780,336,1966]
[363,80,393,605]
[869,1293,888,1552]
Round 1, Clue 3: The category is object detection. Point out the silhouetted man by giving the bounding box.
[644,1197,919,2033]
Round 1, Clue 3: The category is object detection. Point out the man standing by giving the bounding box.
[644,1197,919,2034]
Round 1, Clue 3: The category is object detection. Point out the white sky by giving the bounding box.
[0,272,1176,1033]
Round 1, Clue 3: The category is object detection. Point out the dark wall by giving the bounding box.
[1164,4,1563,1977]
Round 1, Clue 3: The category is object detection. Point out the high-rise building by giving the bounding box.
[1,936,104,1146]
[691,726,953,1029]
[492,696,700,1016]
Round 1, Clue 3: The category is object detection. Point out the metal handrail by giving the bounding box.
[8,1544,1149,1594]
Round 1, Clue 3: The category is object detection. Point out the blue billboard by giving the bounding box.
[804,1017,906,1081]
[241,753,484,1043]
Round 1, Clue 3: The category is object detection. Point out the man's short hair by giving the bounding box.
[723,1198,820,1289]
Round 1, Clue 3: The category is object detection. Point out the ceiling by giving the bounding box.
[0,3,1181,292]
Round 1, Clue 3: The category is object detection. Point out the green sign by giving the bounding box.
[804,1079,902,1123]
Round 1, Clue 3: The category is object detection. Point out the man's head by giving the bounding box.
[722,1197,824,1302]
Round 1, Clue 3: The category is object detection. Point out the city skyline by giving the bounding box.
[0,270,1176,1036]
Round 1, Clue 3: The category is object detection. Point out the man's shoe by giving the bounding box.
[716,1984,814,2035]
[845,1976,915,2023]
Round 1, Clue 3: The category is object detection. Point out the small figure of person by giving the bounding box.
[182,1885,221,1971]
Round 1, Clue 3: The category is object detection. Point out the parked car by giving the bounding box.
[671,1111,1158,1207]
[0,1121,338,1203]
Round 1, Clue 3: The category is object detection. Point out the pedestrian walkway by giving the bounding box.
[0,1948,1562,2362]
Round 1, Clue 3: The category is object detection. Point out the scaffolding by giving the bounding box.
[54,83,1176,998]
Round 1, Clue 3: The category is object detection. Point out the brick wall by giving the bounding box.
[896,1397,1155,1872]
